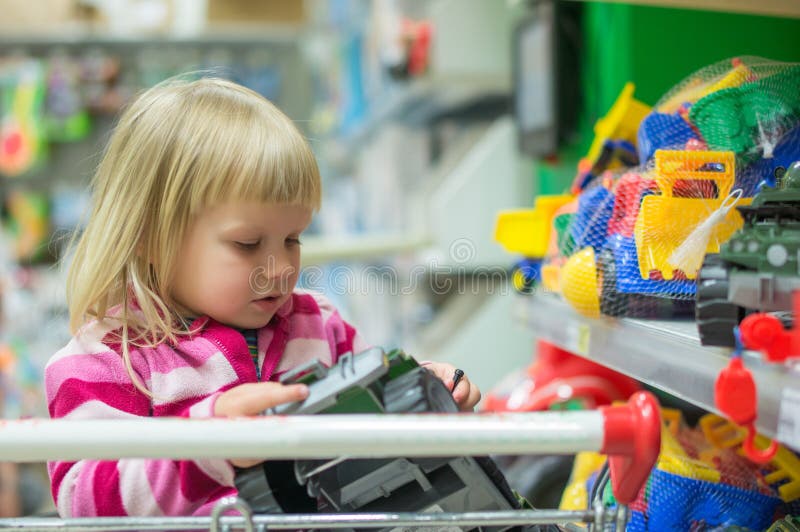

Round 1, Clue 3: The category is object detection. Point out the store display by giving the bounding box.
[43,53,91,142]
[495,52,800,531]
[498,57,800,328]
[0,60,46,178]
[3,190,51,263]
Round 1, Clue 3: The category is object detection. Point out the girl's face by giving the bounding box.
[171,201,312,329]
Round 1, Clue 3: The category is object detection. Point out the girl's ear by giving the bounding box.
[135,240,148,262]
[135,240,156,270]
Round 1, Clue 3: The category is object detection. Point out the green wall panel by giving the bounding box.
[536,2,800,195]
[582,3,800,132]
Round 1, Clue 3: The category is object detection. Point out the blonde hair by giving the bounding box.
[67,77,321,392]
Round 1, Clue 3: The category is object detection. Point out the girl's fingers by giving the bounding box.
[216,362,481,417]
[214,382,309,417]
[462,381,482,411]
[215,383,308,469]
[421,361,482,411]
[420,361,456,385]
[452,376,481,411]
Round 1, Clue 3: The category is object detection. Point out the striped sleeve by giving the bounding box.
[45,333,235,517]
[304,292,370,361]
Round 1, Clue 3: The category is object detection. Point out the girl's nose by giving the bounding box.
[250,254,295,296]
[260,253,296,290]
[264,252,294,278]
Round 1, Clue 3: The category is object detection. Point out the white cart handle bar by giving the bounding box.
[0,392,660,529]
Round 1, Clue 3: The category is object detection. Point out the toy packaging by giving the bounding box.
[561,410,800,531]
[498,57,800,324]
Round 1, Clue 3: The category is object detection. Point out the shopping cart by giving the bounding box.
[0,391,660,531]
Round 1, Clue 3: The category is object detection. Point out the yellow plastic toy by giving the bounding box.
[659,421,721,483]
[634,150,750,280]
[560,247,600,318]
[494,195,573,258]
[540,261,563,294]
[699,414,800,502]
[6,190,50,262]
[560,409,722,513]
[659,59,754,114]
[559,451,608,511]
[662,407,683,436]
[583,82,651,167]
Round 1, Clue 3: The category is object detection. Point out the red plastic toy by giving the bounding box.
[600,391,662,505]
[715,339,779,464]
[739,290,800,363]
[483,340,641,412]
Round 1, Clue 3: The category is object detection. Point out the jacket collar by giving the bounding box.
[187,293,294,334]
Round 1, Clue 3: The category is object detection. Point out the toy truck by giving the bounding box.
[235,348,558,532]
[560,150,747,318]
[495,195,573,293]
[697,160,800,346]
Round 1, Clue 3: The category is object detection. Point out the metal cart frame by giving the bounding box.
[0,392,661,530]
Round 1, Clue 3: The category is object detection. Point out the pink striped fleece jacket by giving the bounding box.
[45,290,368,517]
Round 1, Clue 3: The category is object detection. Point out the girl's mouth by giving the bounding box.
[252,295,281,312]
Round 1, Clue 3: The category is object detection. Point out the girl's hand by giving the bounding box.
[214,382,309,468]
[420,361,481,411]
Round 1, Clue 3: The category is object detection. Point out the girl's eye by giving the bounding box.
[234,241,260,250]
[286,238,302,247]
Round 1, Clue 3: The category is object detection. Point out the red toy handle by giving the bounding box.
[743,428,779,465]
[715,354,778,464]
[715,357,756,426]
[599,391,661,505]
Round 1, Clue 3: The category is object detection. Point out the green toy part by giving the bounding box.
[690,63,800,155]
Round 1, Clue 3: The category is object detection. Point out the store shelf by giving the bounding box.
[329,76,510,158]
[0,28,301,48]
[572,0,800,18]
[516,292,800,449]
[301,232,431,266]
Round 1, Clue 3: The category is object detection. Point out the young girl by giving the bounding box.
[44,77,480,518]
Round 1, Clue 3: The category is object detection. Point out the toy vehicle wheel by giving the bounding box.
[599,249,695,319]
[383,366,460,414]
[598,248,628,317]
[512,266,536,294]
[511,259,540,295]
[696,254,746,347]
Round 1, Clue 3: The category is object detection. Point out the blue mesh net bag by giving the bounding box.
[575,411,796,530]
[551,57,800,319]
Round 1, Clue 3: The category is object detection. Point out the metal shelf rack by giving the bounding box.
[516,292,800,450]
